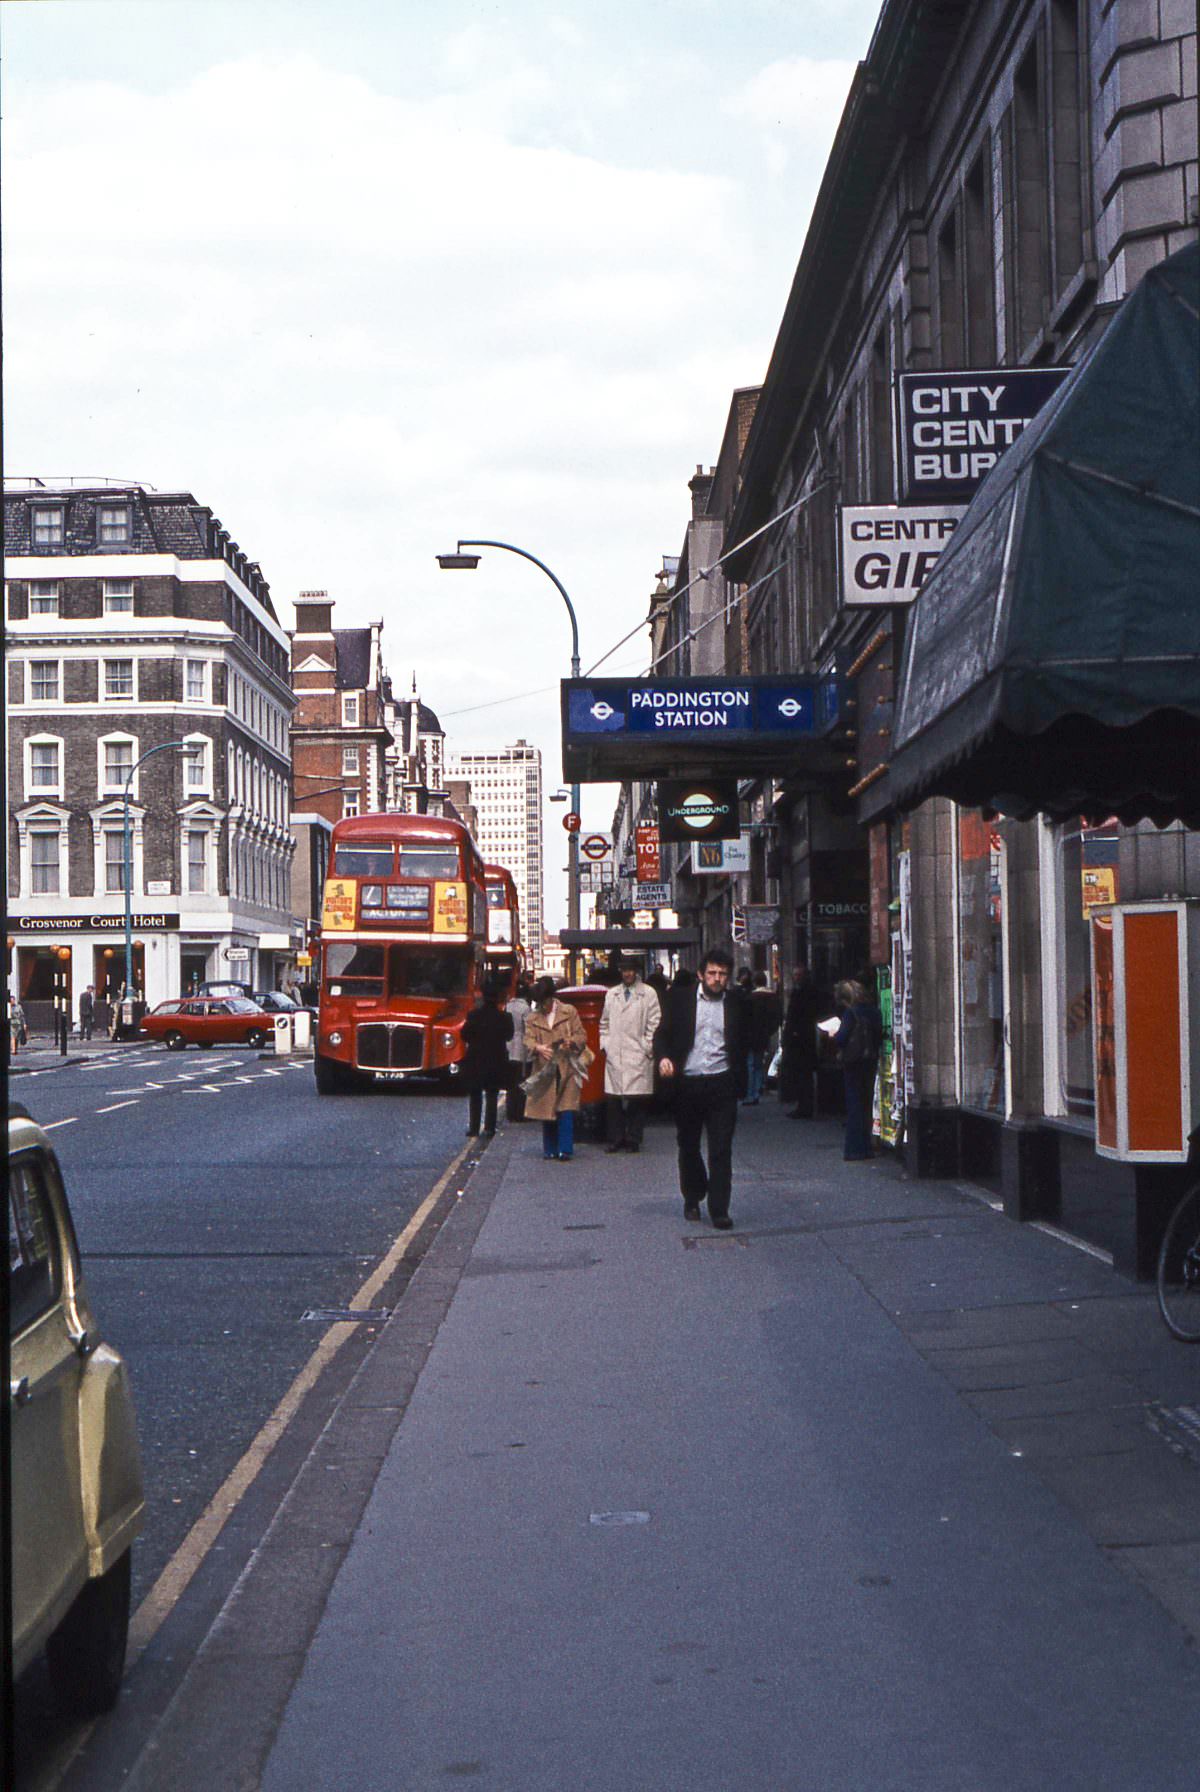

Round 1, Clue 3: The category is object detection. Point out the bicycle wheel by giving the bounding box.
[1156,1184,1200,1342]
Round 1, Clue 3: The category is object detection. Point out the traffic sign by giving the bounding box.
[225,946,250,963]
[564,812,582,832]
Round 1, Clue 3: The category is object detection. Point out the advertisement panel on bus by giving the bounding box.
[314,815,488,1093]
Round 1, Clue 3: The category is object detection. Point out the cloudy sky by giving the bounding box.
[3,0,881,924]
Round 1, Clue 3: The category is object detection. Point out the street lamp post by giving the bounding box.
[437,539,583,982]
[121,740,202,1034]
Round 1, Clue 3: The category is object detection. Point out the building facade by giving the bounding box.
[617,0,1197,1273]
[289,594,392,827]
[5,481,298,1021]
[446,741,545,964]
[383,677,447,812]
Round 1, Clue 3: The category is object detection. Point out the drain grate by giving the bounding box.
[300,1306,391,1325]
[1146,1403,1200,1468]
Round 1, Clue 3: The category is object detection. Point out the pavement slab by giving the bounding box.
[92,1108,1200,1791]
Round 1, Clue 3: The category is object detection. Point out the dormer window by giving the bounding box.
[98,503,131,546]
[31,505,64,547]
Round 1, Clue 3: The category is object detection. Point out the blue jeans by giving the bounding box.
[745,1051,765,1101]
[542,1112,575,1158]
[843,1064,876,1159]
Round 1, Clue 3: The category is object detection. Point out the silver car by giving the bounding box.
[9,1104,144,1713]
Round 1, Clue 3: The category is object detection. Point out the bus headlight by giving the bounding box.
[329,1031,343,1047]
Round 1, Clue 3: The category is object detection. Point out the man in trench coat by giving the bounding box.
[598,956,662,1152]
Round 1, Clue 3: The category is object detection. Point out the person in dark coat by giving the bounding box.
[461,979,515,1138]
[832,978,883,1160]
[779,962,823,1117]
[653,946,749,1230]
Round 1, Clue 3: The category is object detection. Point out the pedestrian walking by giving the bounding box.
[9,993,27,1055]
[654,946,749,1229]
[461,980,514,1138]
[598,956,661,1152]
[779,962,823,1117]
[78,985,95,1041]
[524,977,593,1161]
[504,981,532,1122]
[744,971,782,1105]
[831,978,883,1161]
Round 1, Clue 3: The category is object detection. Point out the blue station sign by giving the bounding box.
[562,675,846,785]
[566,677,838,740]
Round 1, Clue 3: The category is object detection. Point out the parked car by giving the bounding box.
[140,996,271,1051]
[254,990,318,1020]
[196,980,254,999]
[9,1103,144,1713]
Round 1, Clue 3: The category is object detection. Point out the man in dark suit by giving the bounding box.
[654,946,749,1230]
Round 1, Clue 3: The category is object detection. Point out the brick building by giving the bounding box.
[5,480,298,1023]
[288,594,392,826]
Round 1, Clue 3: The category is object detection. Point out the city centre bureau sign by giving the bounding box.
[562,676,844,785]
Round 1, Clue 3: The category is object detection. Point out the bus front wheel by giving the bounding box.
[314,1052,355,1095]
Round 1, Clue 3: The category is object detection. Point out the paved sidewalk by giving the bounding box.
[116,1104,1200,1790]
[8,1034,145,1075]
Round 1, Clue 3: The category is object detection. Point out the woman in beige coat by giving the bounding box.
[524,976,591,1160]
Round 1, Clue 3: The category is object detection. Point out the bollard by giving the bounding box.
[273,1013,294,1056]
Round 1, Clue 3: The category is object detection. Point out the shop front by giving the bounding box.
[870,243,1200,1273]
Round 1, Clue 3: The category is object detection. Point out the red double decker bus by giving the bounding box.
[483,863,524,998]
[315,814,488,1093]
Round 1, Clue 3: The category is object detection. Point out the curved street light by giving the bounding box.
[437,539,583,980]
[121,739,204,1019]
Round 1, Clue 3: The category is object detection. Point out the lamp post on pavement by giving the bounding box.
[121,740,203,1036]
[437,539,583,982]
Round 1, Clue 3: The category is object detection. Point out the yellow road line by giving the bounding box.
[126,1137,475,1665]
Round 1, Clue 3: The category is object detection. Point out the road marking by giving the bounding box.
[105,1088,149,1096]
[96,1100,139,1114]
[126,1135,474,1668]
[43,1117,78,1130]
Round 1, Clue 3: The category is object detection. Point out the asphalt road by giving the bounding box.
[12,1045,471,1787]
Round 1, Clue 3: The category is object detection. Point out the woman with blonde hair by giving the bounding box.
[523,977,593,1161]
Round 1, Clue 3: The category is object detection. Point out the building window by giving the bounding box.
[342,746,360,775]
[101,736,135,793]
[342,694,359,726]
[104,659,135,700]
[32,506,64,547]
[98,504,131,546]
[184,737,209,792]
[29,660,60,703]
[29,581,60,616]
[30,829,61,895]
[187,830,208,895]
[28,740,61,791]
[342,790,360,819]
[186,659,207,701]
[105,831,128,893]
[104,579,134,613]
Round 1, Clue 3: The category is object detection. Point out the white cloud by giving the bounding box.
[723,54,856,173]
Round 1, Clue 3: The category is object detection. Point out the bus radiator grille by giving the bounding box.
[357,1022,425,1070]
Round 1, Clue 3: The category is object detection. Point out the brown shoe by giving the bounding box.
[684,1205,702,1223]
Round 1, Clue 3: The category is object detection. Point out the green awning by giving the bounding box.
[881,242,1200,826]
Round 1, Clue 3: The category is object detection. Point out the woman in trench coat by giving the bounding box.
[524,976,591,1160]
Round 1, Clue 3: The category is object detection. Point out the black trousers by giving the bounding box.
[605,1094,647,1147]
[674,1072,738,1220]
[468,1085,501,1135]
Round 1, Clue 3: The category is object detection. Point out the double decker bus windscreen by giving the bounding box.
[333,845,394,878]
[389,948,473,998]
[325,943,385,995]
[398,847,460,879]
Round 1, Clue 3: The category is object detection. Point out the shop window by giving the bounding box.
[956,810,1006,1112]
[1053,817,1119,1119]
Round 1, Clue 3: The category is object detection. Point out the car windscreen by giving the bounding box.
[228,998,262,1013]
[388,948,472,998]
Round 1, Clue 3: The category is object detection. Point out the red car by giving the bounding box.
[140,997,271,1051]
